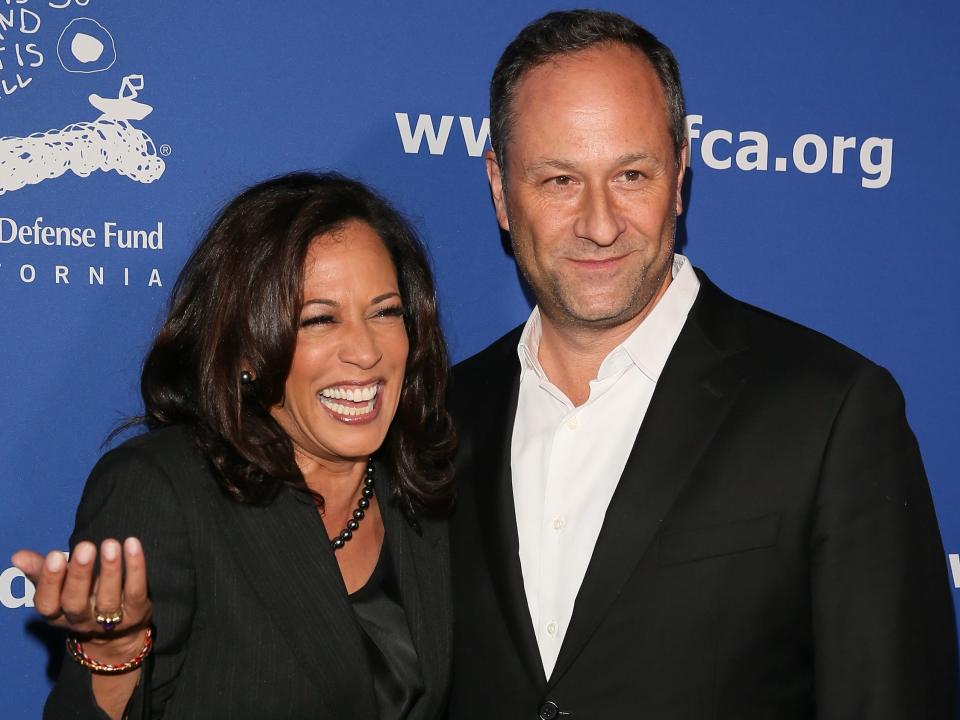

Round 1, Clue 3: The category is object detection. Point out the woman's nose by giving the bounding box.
[339,322,382,370]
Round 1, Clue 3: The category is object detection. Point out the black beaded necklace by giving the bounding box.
[330,457,375,551]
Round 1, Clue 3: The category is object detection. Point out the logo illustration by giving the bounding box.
[0,74,165,195]
[57,17,117,73]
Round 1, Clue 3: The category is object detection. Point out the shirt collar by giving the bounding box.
[516,254,700,384]
[614,254,699,382]
[517,306,546,378]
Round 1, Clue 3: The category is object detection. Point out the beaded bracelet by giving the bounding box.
[66,628,153,674]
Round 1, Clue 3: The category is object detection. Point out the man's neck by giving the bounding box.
[537,275,672,406]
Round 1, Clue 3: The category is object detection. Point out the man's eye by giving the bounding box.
[550,175,573,186]
[300,315,334,328]
[622,170,643,182]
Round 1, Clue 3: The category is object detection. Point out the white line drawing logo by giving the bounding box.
[57,17,116,73]
[0,74,165,195]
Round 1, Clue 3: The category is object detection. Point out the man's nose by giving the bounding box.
[340,321,382,370]
[573,184,625,246]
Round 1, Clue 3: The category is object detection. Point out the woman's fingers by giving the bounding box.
[10,549,45,581]
[32,550,68,622]
[121,538,150,624]
[12,538,150,634]
[61,541,97,623]
[93,539,124,627]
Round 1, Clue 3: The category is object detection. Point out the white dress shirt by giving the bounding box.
[511,253,700,678]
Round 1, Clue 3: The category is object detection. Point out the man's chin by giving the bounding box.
[548,300,648,331]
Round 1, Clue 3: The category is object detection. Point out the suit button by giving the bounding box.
[539,701,559,720]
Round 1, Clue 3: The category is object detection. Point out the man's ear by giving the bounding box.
[485,149,510,231]
[675,142,689,216]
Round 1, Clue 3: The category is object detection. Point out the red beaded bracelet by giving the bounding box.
[66,628,153,674]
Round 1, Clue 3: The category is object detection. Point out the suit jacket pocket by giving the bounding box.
[657,513,780,566]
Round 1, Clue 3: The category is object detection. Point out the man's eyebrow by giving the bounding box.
[524,152,662,174]
[615,151,660,166]
[524,158,580,174]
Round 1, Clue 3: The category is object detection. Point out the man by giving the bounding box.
[447,9,956,719]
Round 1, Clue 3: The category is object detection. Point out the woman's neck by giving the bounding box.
[294,447,368,513]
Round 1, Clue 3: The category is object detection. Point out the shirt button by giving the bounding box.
[565,415,579,430]
[552,516,566,531]
[546,621,558,636]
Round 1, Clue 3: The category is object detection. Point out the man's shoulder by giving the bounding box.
[700,273,878,384]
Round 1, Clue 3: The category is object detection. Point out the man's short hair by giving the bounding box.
[490,9,687,169]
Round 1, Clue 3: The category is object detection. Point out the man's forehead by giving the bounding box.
[506,44,671,162]
[509,45,667,133]
[516,43,659,94]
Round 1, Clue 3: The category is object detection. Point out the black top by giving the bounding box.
[350,541,424,720]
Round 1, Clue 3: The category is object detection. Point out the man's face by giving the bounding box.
[487,44,687,333]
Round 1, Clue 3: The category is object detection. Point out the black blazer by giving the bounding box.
[45,425,451,720]
[447,271,956,719]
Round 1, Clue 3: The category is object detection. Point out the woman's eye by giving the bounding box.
[373,305,406,319]
[300,314,334,328]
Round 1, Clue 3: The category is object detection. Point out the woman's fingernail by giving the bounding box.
[101,541,118,562]
[124,537,141,556]
[74,543,95,565]
[45,552,65,572]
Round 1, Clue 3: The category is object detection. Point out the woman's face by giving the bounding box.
[271,220,409,466]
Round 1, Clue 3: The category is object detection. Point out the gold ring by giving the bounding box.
[94,607,123,631]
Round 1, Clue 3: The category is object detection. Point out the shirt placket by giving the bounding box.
[538,403,581,667]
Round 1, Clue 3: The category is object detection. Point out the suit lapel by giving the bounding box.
[377,467,451,708]
[213,484,377,717]
[549,275,751,685]
[468,331,548,688]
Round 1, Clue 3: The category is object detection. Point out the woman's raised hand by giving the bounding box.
[11,537,152,662]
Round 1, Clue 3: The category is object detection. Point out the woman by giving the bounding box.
[12,172,456,719]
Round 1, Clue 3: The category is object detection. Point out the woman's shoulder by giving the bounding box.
[113,423,196,455]
[85,425,211,504]
[71,426,214,549]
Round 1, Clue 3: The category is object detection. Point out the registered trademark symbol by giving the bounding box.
[159,144,172,156]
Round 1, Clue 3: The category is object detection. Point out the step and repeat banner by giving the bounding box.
[1,1,957,714]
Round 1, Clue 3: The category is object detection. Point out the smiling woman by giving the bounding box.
[272,221,411,478]
[12,172,456,720]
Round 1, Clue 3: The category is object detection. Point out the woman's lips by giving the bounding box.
[317,381,383,425]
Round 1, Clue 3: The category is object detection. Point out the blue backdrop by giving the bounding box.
[2,2,958,715]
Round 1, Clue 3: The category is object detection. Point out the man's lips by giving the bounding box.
[564,254,630,271]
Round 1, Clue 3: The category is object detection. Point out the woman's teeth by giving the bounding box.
[320,399,376,417]
[319,384,379,402]
[318,383,379,417]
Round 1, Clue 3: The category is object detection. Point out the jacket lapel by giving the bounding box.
[467,329,548,688]
[213,483,377,718]
[377,467,452,714]
[548,274,751,685]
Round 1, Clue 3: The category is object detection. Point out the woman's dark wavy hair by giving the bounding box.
[137,171,455,513]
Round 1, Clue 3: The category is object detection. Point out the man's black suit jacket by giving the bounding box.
[45,425,452,720]
[447,271,956,719]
